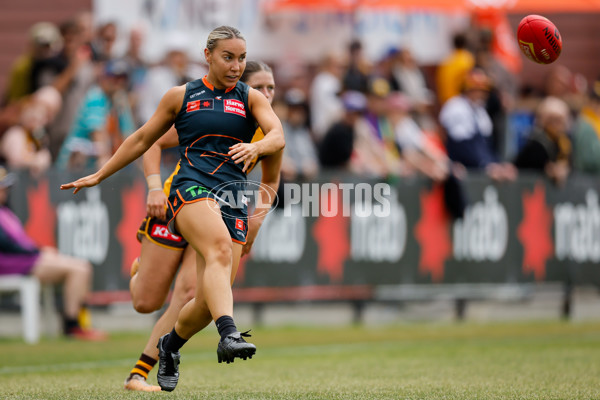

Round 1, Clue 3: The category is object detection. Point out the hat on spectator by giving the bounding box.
[367,77,391,98]
[341,91,367,112]
[104,59,129,78]
[29,22,62,49]
[163,31,190,56]
[0,166,16,189]
[382,46,401,61]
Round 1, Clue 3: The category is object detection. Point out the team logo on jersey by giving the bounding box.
[186,99,214,112]
[223,99,246,117]
[235,218,245,231]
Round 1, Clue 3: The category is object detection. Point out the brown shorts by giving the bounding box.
[136,216,187,250]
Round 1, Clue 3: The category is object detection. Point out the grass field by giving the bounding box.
[0,321,599,399]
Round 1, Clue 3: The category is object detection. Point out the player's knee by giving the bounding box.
[206,238,233,267]
[131,295,164,314]
[182,283,196,303]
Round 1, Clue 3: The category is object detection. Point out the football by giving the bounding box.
[517,15,562,64]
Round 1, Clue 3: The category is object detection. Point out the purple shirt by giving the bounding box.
[0,206,40,275]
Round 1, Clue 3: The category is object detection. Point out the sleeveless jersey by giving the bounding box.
[171,76,256,192]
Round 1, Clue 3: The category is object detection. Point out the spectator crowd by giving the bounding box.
[1,11,600,196]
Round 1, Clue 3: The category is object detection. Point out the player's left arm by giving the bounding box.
[242,149,283,256]
[229,88,285,173]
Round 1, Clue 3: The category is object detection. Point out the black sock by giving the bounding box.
[163,328,188,353]
[215,315,237,339]
[63,317,78,334]
[128,353,157,380]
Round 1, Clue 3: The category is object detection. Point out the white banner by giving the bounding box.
[94,0,469,66]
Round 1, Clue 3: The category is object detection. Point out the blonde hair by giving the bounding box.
[206,26,245,52]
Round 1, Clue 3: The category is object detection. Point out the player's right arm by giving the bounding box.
[61,86,185,193]
[143,126,180,219]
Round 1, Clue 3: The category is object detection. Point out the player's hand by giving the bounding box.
[228,143,259,173]
[60,173,101,194]
[147,189,168,219]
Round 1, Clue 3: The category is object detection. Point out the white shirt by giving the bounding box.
[439,95,492,141]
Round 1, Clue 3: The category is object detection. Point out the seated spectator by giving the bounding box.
[388,93,449,182]
[279,89,319,181]
[318,92,360,170]
[55,59,135,170]
[439,68,516,181]
[319,91,390,178]
[572,78,600,174]
[514,96,572,186]
[342,39,371,94]
[90,21,117,62]
[0,86,61,177]
[392,48,433,111]
[0,166,105,340]
[389,93,468,218]
[361,78,404,176]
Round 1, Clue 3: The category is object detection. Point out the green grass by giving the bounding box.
[1,321,599,399]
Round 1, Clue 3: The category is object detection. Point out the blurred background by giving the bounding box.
[1,0,600,342]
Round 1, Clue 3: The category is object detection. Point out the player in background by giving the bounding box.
[123,61,278,392]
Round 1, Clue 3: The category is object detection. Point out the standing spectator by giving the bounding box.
[436,33,475,106]
[279,88,319,182]
[136,32,197,127]
[392,48,433,110]
[45,16,96,161]
[439,68,516,181]
[1,87,61,177]
[55,60,135,170]
[122,25,150,125]
[475,29,519,159]
[573,79,600,174]
[372,47,402,93]
[514,96,572,186]
[542,65,588,115]
[391,47,436,132]
[342,39,371,94]
[0,166,105,340]
[309,51,345,141]
[90,21,118,62]
[3,22,62,105]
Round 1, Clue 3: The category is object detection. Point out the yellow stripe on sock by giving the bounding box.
[137,360,153,370]
[131,368,148,379]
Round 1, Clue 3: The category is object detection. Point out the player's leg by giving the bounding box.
[124,245,197,392]
[156,201,253,391]
[129,238,181,313]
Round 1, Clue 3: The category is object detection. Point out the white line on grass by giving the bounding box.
[0,341,395,375]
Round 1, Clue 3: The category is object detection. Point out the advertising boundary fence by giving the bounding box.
[6,168,600,320]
